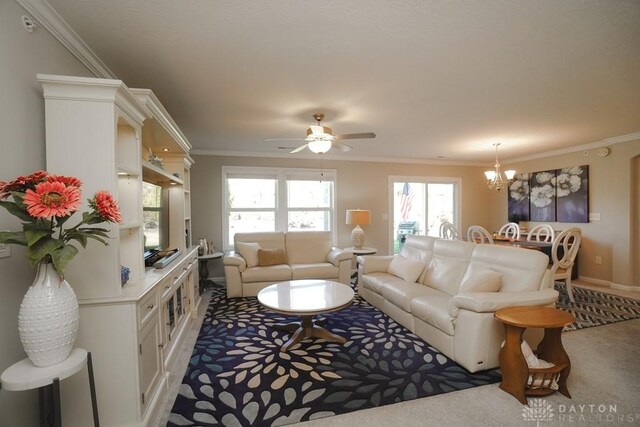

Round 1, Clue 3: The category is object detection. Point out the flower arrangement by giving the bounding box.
[0,171,122,275]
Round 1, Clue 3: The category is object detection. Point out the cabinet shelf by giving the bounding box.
[117,165,140,177]
[142,160,183,186]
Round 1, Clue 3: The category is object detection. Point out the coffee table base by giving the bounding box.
[274,315,346,352]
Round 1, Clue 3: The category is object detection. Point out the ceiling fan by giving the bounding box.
[265,113,376,154]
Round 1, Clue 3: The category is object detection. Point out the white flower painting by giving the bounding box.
[529,170,556,222]
[507,173,530,222]
[556,165,589,222]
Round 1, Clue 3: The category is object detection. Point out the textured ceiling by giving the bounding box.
[47,0,640,163]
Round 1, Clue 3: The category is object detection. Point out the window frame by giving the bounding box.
[222,166,337,250]
[387,175,462,254]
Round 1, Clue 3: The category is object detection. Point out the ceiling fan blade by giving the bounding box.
[334,142,353,152]
[290,144,308,154]
[264,138,306,142]
[334,132,376,140]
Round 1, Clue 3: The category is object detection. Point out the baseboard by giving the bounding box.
[611,282,640,293]
[579,276,612,287]
[579,276,640,293]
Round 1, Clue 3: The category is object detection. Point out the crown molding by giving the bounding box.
[189,148,487,167]
[16,0,116,79]
[505,132,640,164]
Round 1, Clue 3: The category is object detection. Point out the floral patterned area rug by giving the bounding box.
[168,288,500,426]
[555,284,640,332]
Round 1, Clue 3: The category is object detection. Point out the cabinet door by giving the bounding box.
[139,313,162,414]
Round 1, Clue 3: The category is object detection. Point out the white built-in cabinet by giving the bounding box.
[38,74,200,427]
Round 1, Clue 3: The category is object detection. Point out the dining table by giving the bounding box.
[491,238,578,280]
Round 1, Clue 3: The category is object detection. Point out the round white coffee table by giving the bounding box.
[257,280,355,352]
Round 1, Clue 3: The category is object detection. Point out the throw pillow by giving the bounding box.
[258,248,288,266]
[235,242,260,267]
[458,269,502,293]
[387,255,426,283]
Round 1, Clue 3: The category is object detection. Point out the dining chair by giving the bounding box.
[439,222,460,240]
[498,222,521,240]
[550,227,581,303]
[467,225,494,244]
[527,224,555,243]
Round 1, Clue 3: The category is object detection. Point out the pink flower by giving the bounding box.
[47,175,82,188]
[0,171,48,200]
[23,181,81,219]
[90,191,122,223]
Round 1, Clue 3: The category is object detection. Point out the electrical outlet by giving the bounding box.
[595,256,602,265]
[0,242,10,259]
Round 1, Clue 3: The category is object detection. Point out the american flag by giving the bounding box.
[400,183,414,221]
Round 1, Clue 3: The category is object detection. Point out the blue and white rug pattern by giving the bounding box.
[168,289,500,426]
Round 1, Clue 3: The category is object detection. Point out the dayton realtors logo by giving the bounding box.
[522,399,555,426]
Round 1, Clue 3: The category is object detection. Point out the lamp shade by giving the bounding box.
[346,209,371,225]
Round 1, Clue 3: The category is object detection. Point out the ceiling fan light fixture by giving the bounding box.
[307,138,332,154]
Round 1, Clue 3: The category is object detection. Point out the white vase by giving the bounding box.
[18,262,79,367]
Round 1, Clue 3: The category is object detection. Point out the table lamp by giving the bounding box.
[346,209,371,249]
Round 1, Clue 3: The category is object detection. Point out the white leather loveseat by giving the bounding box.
[224,231,351,297]
[358,235,558,373]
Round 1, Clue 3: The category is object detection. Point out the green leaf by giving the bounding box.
[25,229,51,246]
[83,233,109,245]
[55,214,73,227]
[0,231,27,246]
[51,244,78,274]
[0,200,33,222]
[26,237,64,267]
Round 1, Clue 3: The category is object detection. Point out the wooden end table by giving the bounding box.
[494,306,575,405]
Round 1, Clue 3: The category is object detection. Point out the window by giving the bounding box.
[388,176,461,254]
[142,181,167,250]
[223,167,336,248]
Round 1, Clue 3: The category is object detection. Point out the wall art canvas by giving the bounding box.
[556,165,589,223]
[529,170,556,222]
[507,173,530,222]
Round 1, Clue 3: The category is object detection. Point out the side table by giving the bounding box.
[198,251,223,285]
[0,348,99,426]
[345,247,377,284]
[494,306,575,405]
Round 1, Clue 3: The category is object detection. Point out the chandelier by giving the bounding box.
[484,143,515,191]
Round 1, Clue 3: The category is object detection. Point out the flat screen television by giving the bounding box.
[142,181,169,252]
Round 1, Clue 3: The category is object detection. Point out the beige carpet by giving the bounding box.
[154,284,640,426]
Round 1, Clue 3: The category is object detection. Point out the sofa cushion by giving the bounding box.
[381,281,437,312]
[423,239,475,296]
[400,235,436,282]
[410,290,455,335]
[235,232,286,251]
[458,269,502,293]
[387,255,426,283]
[258,248,288,266]
[285,231,332,265]
[468,244,549,292]
[236,242,260,268]
[241,265,292,283]
[291,263,339,280]
[360,272,405,295]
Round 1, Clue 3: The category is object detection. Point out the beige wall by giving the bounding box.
[0,2,94,425]
[191,155,494,277]
[192,139,640,288]
[490,139,640,287]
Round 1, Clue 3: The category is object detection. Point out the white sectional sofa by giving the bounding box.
[224,231,352,297]
[357,235,558,373]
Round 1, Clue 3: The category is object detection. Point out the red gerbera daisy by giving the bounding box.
[23,181,81,219]
[90,191,122,223]
[0,170,48,199]
[47,175,82,188]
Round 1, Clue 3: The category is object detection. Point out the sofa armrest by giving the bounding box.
[358,255,394,274]
[327,248,351,266]
[223,251,247,271]
[448,288,559,317]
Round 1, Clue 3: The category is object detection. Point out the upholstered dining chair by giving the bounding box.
[550,227,582,303]
[527,224,555,243]
[498,222,520,240]
[467,225,494,244]
[439,222,460,240]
